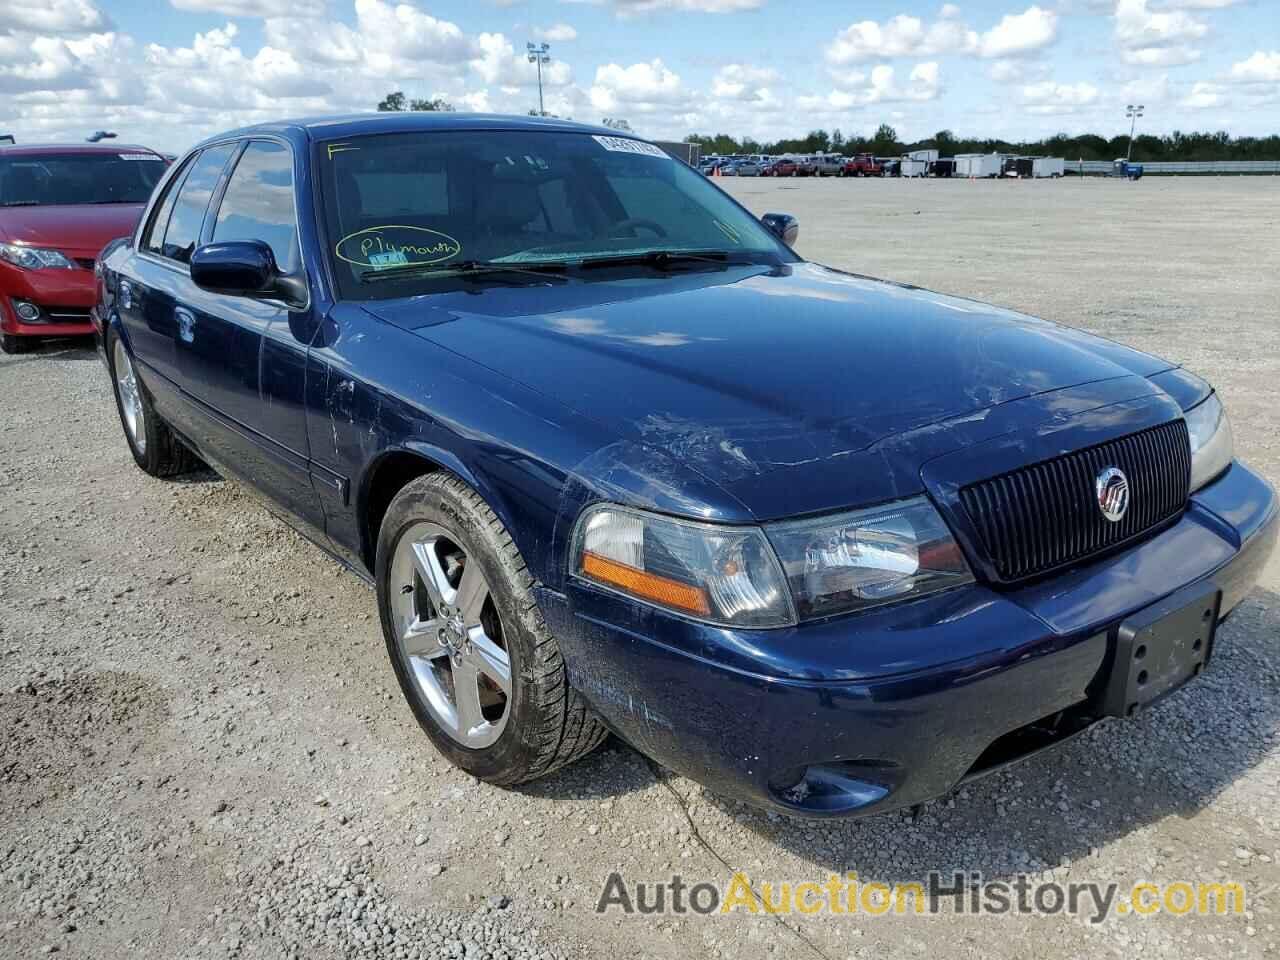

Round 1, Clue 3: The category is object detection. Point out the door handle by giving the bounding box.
[175,307,195,343]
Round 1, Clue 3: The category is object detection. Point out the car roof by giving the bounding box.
[0,143,163,158]
[189,112,626,152]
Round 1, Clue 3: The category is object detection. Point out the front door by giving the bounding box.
[172,139,325,536]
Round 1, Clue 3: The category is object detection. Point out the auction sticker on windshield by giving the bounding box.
[335,225,462,269]
[592,136,670,159]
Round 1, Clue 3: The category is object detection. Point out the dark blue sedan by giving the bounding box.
[94,114,1276,817]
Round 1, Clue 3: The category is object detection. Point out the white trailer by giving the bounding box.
[908,148,938,164]
[900,158,928,177]
[954,153,1003,178]
[1032,156,1065,178]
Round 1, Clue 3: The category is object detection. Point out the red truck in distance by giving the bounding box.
[842,154,884,177]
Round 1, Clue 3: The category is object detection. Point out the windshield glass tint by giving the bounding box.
[0,153,167,206]
[318,130,792,295]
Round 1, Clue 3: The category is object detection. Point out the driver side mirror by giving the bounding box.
[761,212,799,246]
[190,240,306,306]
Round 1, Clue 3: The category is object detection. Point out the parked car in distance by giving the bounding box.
[793,156,818,176]
[812,154,845,177]
[97,114,1276,819]
[765,158,800,177]
[842,153,883,177]
[733,160,761,177]
[1,142,167,353]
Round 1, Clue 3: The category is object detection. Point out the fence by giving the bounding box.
[1066,160,1280,175]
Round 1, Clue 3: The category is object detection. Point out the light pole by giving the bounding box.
[1125,104,1144,163]
[527,42,551,117]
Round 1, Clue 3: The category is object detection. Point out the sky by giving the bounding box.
[0,0,1277,153]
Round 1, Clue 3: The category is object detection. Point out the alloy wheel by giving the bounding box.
[389,521,511,748]
[113,339,146,454]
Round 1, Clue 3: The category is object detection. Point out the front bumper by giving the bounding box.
[542,460,1277,818]
[0,264,96,338]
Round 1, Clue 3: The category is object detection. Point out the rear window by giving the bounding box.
[0,153,167,206]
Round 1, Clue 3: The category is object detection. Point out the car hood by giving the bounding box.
[365,262,1174,518]
[0,203,144,256]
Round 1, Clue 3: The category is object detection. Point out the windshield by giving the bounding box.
[0,153,167,206]
[317,130,795,297]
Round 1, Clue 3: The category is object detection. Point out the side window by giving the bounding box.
[161,143,237,265]
[142,155,195,255]
[212,141,300,274]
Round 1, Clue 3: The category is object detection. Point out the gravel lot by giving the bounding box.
[2,177,1278,959]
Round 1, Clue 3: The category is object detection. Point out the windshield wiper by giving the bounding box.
[358,259,569,285]
[0,200,41,207]
[574,249,758,271]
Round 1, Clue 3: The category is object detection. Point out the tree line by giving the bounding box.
[684,125,1280,161]
[369,95,1276,161]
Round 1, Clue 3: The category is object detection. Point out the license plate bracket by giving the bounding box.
[1102,583,1220,718]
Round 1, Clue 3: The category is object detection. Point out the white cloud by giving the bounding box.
[1154,0,1245,7]
[987,58,1049,82]
[351,0,478,67]
[0,0,590,149]
[710,63,779,102]
[581,0,763,14]
[534,23,578,41]
[169,0,326,16]
[0,0,107,34]
[826,14,978,63]
[1020,79,1100,113]
[589,58,686,113]
[1119,72,1171,102]
[1115,0,1207,67]
[1229,51,1280,84]
[144,23,332,103]
[825,6,1055,65]
[978,6,1058,58]
[1123,45,1201,66]
[473,32,573,87]
[1180,80,1227,107]
[804,62,942,109]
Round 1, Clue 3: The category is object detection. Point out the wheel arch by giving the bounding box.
[357,442,512,575]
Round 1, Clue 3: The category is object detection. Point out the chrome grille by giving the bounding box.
[959,419,1191,582]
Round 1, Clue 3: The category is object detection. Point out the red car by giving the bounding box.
[1,143,167,353]
[765,159,800,177]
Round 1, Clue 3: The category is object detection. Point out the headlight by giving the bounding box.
[765,497,973,620]
[1185,393,1233,492]
[0,242,76,270]
[571,504,794,627]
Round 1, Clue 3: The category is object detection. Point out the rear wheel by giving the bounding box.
[0,334,33,354]
[377,472,607,784]
[109,331,201,477]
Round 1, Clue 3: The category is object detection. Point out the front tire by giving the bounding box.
[0,334,33,354]
[377,472,607,785]
[108,330,201,477]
